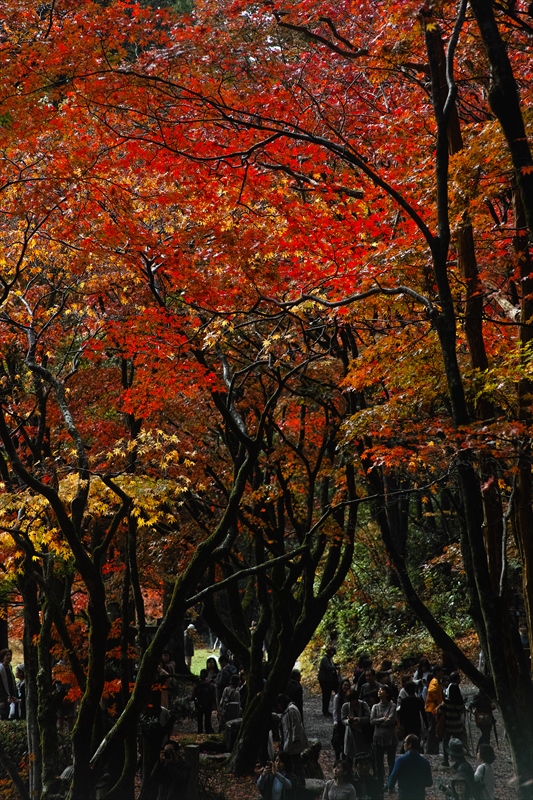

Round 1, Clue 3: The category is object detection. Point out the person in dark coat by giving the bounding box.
[398,682,426,749]
[191,669,216,734]
[318,647,339,716]
[215,655,236,704]
[0,649,18,720]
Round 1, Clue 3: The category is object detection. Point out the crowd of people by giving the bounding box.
[314,648,497,800]
[189,644,498,800]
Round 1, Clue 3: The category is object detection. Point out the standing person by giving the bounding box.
[354,659,373,694]
[215,655,236,703]
[447,738,477,800]
[218,674,241,731]
[257,751,296,800]
[277,693,309,756]
[413,659,432,701]
[286,669,304,722]
[191,669,216,734]
[370,685,398,788]
[474,745,495,800]
[397,682,426,749]
[388,734,433,800]
[424,666,444,755]
[333,679,352,759]
[359,669,383,709]
[353,656,371,690]
[183,625,196,669]
[15,665,26,720]
[322,760,356,800]
[205,656,219,682]
[442,681,466,767]
[318,646,339,716]
[157,651,177,710]
[0,649,18,721]
[341,690,372,765]
[469,692,495,750]
[277,692,308,787]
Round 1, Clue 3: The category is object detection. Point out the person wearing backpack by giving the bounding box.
[191,669,216,733]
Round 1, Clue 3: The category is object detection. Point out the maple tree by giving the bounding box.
[1,0,533,797]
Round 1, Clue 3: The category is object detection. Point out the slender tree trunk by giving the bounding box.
[19,572,42,800]
[37,589,61,793]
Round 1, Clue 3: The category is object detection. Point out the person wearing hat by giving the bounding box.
[450,778,472,800]
[447,738,477,800]
[388,734,433,800]
[352,752,381,800]
[318,646,339,716]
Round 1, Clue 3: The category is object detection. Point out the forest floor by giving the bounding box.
[176,678,517,800]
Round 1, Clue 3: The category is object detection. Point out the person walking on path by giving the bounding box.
[388,734,433,800]
[370,684,398,789]
[318,646,339,716]
[322,760,357,800]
